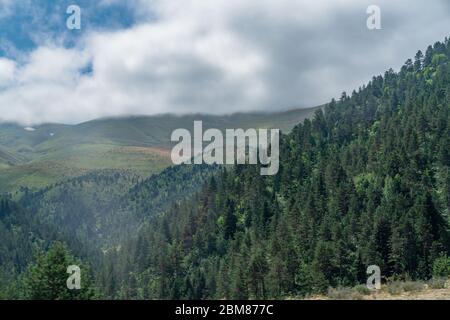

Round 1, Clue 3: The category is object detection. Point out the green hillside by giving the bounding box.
[0,107,317,193]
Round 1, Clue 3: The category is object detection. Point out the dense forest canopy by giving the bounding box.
[0,38,449,299]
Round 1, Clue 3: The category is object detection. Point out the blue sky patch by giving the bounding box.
[0,0,136,57]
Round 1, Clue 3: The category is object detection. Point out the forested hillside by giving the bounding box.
[0,164,218,297]
[108,39,450,299]
[19,165,218,247]
[0,197,75,298]
[1,39,449,300]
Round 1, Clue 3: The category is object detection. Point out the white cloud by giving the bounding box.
[0,58,15,87]
[0,0,449,125]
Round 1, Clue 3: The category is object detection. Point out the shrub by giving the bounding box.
[401,281,425,292]
[387,280,425,295]
[327,287,364,300]
[433,255,450,278]
[354,285,371,295]
[387,281,403,295]
[427,278,447,289]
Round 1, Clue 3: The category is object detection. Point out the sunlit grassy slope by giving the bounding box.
[0,107,318,192]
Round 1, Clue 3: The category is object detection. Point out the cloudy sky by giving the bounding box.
[0,0,449,125]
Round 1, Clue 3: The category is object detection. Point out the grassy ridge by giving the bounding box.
[0,107,318,193]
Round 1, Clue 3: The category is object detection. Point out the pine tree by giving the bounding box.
[22,242,98,300]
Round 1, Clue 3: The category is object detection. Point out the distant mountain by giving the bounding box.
[0,107,318,193]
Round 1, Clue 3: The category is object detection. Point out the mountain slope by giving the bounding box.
[19,164,218,249]
[0,164,219,295]
[109,39,450,299]
[0,107,318,193]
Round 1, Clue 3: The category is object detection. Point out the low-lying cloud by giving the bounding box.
[0,0,449,125]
